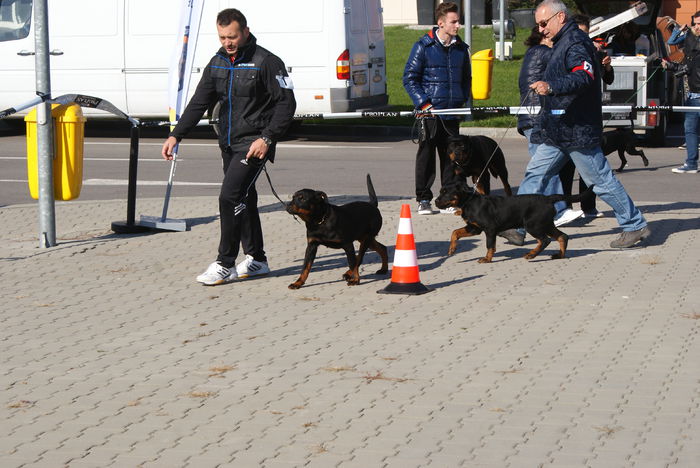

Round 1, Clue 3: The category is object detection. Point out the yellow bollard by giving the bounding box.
[471,49,494,100]
[25,103,86,201]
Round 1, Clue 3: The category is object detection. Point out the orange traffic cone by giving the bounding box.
[377,203,433,295]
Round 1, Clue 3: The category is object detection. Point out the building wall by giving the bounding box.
[382,0,488,26]
[662,0,700,23]
[382,0,418,25]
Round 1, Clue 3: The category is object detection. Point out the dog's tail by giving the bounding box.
[367,174,378,207]
[546,184,595,205]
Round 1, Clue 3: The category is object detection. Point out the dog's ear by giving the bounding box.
[316,191,328,202]
[446,136,461,153]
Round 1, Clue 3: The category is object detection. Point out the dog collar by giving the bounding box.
[317,207,329,225]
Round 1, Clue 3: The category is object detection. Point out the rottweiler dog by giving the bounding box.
[286,174,389,289]
[435,181,593,263]
[602,128,648,172]
[447,135,513,196]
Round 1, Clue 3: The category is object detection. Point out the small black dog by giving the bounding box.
[286,174,388,289]
[435,181,593,263]
[447,135,512,196]
[602,128,648,172]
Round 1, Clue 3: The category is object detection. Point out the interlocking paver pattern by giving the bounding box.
[1,192,699,467]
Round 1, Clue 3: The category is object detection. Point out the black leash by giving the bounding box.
[469,88,536,196]
[263,165,292,211]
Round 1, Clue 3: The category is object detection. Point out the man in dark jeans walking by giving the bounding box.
[403,1,471,215]
[162,8,296,285]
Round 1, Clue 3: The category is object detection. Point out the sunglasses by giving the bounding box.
[538,11,560,28]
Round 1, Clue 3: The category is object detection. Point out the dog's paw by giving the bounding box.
[523,253,537,260]
[551,253,565,259]
[342,270,353,281]
[346,278,360,286]
[288,282,303,290]
[477,257,491,263]
[376,268,389,275]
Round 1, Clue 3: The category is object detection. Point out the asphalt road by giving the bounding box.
[0,124,692,208]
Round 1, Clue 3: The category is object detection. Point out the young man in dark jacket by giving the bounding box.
[161,8,296,285]
[403,1,471,215]
[514,0,649,249]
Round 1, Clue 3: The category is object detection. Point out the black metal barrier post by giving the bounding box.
[110,124,150,234]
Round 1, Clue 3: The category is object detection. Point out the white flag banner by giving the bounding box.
[167,0,205,129]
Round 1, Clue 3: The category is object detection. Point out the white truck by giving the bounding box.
[0,0,388,121]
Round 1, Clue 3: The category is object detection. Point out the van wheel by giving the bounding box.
[208,101,221,136]
[645,112,667,147]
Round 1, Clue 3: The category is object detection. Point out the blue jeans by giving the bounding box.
[683,95,700,169]
[523,129,565,215]
[518,143,647,231]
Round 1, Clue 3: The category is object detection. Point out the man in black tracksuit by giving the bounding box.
[162,8,296,286]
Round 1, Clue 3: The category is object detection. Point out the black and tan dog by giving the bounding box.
[602,128,648,172]
[435,181,593,263]
[285,174,389,289]
[447,135,512,196]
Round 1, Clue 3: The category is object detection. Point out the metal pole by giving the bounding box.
[34,0,56,247]
[463,0,471,52]
[110,124,150,234]
[126,125,139,225]
[499,0,505,61]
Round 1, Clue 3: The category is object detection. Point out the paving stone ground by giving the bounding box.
[1,194,699,467]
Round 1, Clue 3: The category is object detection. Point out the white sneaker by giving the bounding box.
[196,262,237,285]
[671,165,698,174]
[554,209,584,227]
[417,200,435,215]
[236,254,270,278]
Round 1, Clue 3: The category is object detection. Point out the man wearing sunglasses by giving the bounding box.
[513,0,650,249]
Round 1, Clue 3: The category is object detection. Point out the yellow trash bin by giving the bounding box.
[25,103,86,201]
[471,49,494,100]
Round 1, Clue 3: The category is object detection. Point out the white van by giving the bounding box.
[0,0,388,120]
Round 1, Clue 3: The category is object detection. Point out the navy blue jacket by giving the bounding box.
[531,20,602,149]
[403,28,471,117]
[517,44,551,134]
[170,34,296,160]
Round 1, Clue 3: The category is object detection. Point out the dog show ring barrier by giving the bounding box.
[3,95,698,239]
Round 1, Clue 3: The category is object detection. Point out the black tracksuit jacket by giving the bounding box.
[170,34,296,161]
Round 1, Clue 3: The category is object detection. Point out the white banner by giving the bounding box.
[167,0,205,128]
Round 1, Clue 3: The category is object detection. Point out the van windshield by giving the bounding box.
[0,0,32,42]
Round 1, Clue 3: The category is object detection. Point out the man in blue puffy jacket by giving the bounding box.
[403,1,471,215]
[512,0,650,249]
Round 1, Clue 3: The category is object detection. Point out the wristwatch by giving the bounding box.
[261,135,273,146]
